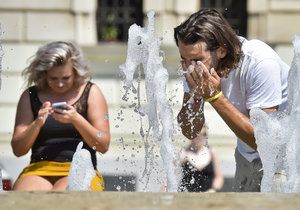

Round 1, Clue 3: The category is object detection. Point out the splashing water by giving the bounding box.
[0,25,3,191]
[250,35,300,192]
[0,168,2,191]
[0,24,3,90]
[67,142,95,191]
[120,10,179,192]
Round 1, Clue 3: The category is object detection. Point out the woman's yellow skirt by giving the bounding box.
[19,161,104,191]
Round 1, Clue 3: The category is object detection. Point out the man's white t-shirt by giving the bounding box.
[222,37,289,161]
[183,37,289,162]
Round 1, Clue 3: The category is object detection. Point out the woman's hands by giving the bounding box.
[51,104,78,124]
[34,101,77,126]
[184,61,221,100]
[36,101,52,127]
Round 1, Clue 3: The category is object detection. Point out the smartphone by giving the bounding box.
[52,102,68,110]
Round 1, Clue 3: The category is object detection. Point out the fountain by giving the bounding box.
[0,168,2,191]
[250,35,300,192]
[2,9,300,210]
[0,24,3,90]
[0,25,2,191]
[67,142,96,191]
[119,10,179,192]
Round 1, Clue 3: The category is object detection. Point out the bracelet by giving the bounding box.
[205,91,223,103]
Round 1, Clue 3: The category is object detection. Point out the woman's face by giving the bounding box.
[192,127,207,147]
[46,60,75,94]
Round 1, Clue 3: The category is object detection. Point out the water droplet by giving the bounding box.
[104,114,109,120]
[129,103,136,108]
[96,131,102,138]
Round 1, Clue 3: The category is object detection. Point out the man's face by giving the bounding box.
[178,40,218,72]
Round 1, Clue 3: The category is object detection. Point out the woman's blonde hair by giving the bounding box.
[22,41,90,89]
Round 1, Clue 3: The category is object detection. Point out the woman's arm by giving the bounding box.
[209,148,224,192]
[76,84,110,153]
[11,90,51,156]
[177,92,205,139]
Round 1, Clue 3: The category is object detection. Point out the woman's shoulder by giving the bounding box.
[80,81,97,90]
[80,81,106,106]
[17,87,34,107]
[20,87,33,99]
[87,81,105,96]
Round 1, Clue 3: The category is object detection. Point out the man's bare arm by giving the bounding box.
[210,94,278,150]
[177,92,205,139]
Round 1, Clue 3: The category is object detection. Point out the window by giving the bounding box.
[201,0,247,37]
[96,0,143,42]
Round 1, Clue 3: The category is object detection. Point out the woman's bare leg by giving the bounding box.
[13,175,53,191]
[53,177,69,191]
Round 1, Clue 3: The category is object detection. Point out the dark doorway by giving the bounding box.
[96,0,143,42]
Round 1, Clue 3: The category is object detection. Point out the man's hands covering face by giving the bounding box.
[184,61,221,101]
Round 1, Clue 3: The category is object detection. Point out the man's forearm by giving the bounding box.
[210,95,257,149]
[177,98,205,139]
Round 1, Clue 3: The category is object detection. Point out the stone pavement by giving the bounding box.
[1,191,299,210]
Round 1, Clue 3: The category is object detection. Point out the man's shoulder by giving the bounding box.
[241,38,282,65]
[242,39,273,54]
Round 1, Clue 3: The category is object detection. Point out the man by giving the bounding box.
[174,9,289,191]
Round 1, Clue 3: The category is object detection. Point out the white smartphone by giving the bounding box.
[52,102,68,110]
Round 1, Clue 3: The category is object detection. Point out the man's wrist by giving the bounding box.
[205,91,223,103]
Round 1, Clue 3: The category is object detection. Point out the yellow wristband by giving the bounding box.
[205,91,223,102]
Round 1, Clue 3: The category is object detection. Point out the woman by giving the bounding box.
[11,41,110,191]
[178,125,224,192]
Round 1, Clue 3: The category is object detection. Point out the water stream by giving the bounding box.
[119,10,179,192]
[250,35,300,192]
